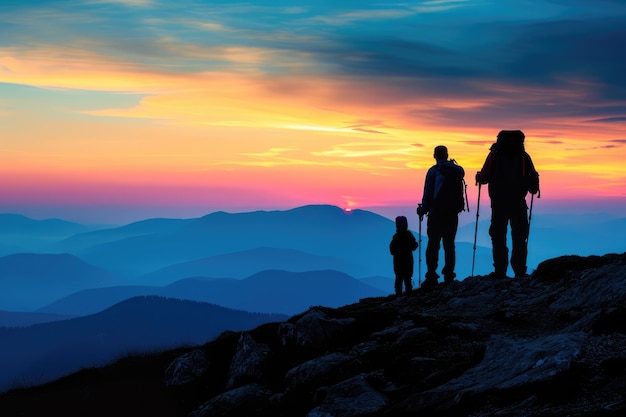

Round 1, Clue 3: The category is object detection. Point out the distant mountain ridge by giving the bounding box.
[0,213,90,235]
[0,296,287,393]
[50,205,397,277]
[139,247,363,284]
[37,269,387,317]
[1,253,625,416]
[0,253,120,311]
[0,310,74,327]
[1,204,625,315]
[0,214,96,254]
[57,217,192,252]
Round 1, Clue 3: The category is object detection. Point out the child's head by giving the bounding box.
[395,215,408,231]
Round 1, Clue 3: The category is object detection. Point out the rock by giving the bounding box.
[189,383,273,417]
[225,332,269,389]
[397,332,588,414]
[279,308,356,350]
[2,252,626,417]
[285,352,354,392]
[306,372,389,417]
[163,349,209,387]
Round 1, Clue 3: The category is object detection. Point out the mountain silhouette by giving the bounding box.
[0,214,95,254]
[55,217,192,253]
[0,213,90,236]
[0,310,74,327]
[0,295,287,393]
[50,205,396,277]
[139,247,362,284]
[455,214,626,269]
[37,269,387,317]
[166,269,387,315]
[4,205,624,314]
[0,253,120,311]
[0,253,624,416]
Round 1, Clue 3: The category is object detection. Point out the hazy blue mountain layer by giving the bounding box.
[0,296,287,393]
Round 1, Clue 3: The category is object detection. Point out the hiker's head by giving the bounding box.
[434,145,448,161]
[395,215,408,231]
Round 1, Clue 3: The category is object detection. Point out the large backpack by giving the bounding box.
[496,130,525,154]
[489,130,539,197]
[434,163,468,213]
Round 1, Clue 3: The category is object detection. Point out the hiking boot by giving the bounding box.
[421,278,439,290]
[444,273,456,284]
[487,271,509,279]
[425,271,440,280]
[514,268,530,278]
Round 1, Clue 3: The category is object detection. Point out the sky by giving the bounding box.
[1,0,626,224]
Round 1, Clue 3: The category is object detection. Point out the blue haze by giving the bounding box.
[0,204,624,392]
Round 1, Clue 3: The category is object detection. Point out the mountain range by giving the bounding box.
[0,253,120,311]
[2,203,625,316]
[0,203,624,399]
[0,296,287,393]
[3,205,624,289]
[37,269,387,317]
[138,246,361,284]
[1,252,624,416]
[0,213,98,255]
[48,205,394,277]
[0,264,386,391]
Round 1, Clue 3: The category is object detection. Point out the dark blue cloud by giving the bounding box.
[2,0,625,127]
[496,18,626,95]
[587,117,626,123]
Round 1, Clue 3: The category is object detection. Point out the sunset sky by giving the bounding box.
[1,0,625,224]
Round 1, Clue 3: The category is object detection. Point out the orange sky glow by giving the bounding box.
[1,2,625,223]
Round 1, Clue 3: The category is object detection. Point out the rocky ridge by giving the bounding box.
[1,253,625,417]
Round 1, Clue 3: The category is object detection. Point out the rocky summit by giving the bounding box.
[1,253,626,417]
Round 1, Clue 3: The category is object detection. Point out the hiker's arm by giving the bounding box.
[421,168,436,212]
[525,153,540,195]
[476,151,494,184]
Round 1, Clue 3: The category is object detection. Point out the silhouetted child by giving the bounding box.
[389,215,419,295]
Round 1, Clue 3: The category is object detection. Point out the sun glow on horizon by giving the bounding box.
[1,1,625,223]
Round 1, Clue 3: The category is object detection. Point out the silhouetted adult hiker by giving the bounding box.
[416,146,466,289]
[476,130,540,278]
[389,215,419,295]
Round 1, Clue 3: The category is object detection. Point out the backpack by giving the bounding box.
[489,130,540,197]
[496,130,525,154]
[434,162,468,213]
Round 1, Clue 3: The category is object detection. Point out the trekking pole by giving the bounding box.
[527,192,535,244]
[417,204,423,288]
[471,183,481,277]
[463,179,470,212]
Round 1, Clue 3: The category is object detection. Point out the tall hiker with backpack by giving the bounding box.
[417,145,467,289]
[476,130,540,278]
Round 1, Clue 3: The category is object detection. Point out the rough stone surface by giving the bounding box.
[225,332,269,389]
[1,252,625,417]
[163,349,210,387]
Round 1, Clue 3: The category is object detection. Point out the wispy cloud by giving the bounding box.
[85,0,153,6]
[1,0,626,216]
[586,117,626,123]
